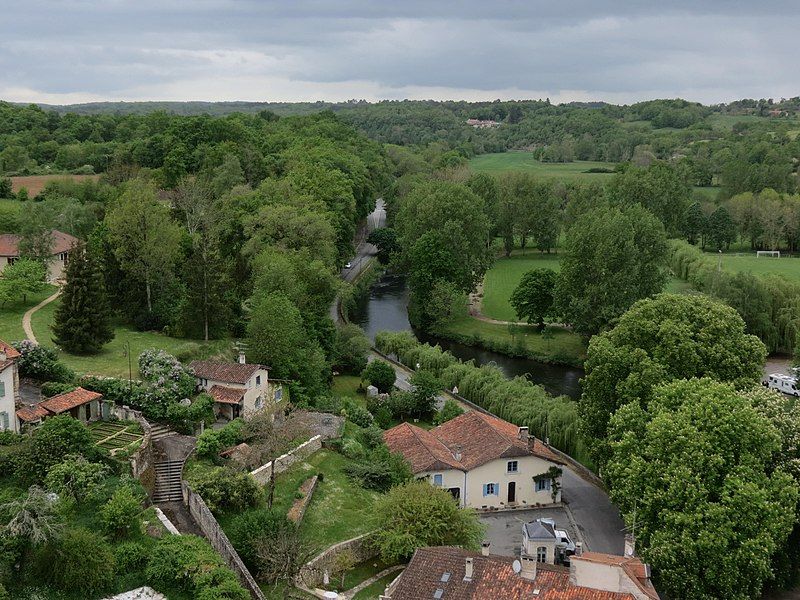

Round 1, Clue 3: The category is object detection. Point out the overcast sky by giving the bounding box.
[1,1,797,105]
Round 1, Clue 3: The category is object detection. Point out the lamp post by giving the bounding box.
[121,341,133,399]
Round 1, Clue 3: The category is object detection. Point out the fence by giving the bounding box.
[250,435,322,485]
[182,481,266,600]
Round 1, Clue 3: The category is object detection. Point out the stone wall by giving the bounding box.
[182,481,266,600]
[250,435,322,485]
[287,475,318,524]
[298,532,378,588]
[109,405,156,494]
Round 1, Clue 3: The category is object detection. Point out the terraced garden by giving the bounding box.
[88,420,145,454]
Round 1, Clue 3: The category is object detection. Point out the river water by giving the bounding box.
[349,273,584,400]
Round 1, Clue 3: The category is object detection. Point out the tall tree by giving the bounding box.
[707,205,737,250]
[105,178,182,313]
[510,268,557,328]
[51,242,114,353]
[554,203,668,335]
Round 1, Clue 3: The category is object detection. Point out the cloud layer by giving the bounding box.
[1,1,797,104]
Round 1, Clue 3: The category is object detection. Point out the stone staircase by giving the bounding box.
[150,423,175,442]
[152,459,185,503]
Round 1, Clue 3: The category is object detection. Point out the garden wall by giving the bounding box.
[299,531,378,588]
[182,481,266,600]
[111,404,156,493]
[250,435,322,485]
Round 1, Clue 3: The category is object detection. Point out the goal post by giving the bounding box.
[756,251,781,258]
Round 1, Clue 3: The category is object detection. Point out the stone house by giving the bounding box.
[0,229,80,282]
[15,386,104,429]
[384,411,564,509]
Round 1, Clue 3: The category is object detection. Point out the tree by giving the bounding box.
[332,324,370,375]
[0,177,11,198]
[681,201,708,246]
[362,360,396,393]
[106,178,182,313]
[606,379,797,600]
[39,528,116,595]
[554,204,668,335]
[707,205,737,251]
[51,242,114,353]
[28,415,94,481]
[0,258,45,306]
[581,293,767,466]
[0,485,61,545]
[433,398,464,425]
[100,485,143,537]
[510,268,557,328]
[367,227,399,265]
[409,370,440,417]
[372,481,484,563]
[44,454,108,503]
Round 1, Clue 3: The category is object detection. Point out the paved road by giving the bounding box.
[561,466,626,554]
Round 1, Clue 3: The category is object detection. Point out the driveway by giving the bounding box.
[480,507,575,557]
[561,467,626,555]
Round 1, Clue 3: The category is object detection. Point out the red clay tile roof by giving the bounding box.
[208,385,245,405]
[39,387,101,414]
[190,360,267,385]
[385,411,563,474]
[0,230,79,257]
[573,553,660,600]
[390,547,637,600]
[0,339,20,374]
[384,422,464,473]
[15,404,50,423]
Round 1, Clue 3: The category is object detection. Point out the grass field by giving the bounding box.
[717,254,800,278]
[10,174,100,196]
[0,285,57,343]
[469,153,617,181]
[30,296,230,378]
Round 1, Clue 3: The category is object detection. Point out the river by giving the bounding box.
[349,273,584,400]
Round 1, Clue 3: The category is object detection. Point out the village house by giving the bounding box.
[465,118,501,128]
[190,354,282,421]
[382,545,659,600]
[0,341,20,433]
[15,386,104,430]
[384,411,563,509]
[0,229,80,282]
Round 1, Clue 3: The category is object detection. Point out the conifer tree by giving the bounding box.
[52,242,114,353]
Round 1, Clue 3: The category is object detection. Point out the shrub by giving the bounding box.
[100,485,142,537]
[195,419,243,459]
[358,426,385,450]
[44,454,109,503]
[341,438,366,460]
[11,341,74,383]
[362,360,396,393]
[344,445,412,492]
[38,528,116,594]
[373,406,393,429]
[433,399,464,425]
[27,415,94,481]
[227,508,293,570]
[0,431,22,446]
[114,541,148,571]
[40,381,76,397]
[342,402,373,428]
[191,467,259,514]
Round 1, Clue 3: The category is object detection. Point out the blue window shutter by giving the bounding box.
[482,484,487,497]
[494,483,499,496]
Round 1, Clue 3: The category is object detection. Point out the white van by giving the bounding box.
[765,373,800,397]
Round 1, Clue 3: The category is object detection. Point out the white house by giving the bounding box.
[0,340,20,433]
[384,411,564,509]
[189,355,283,421]
[0,229,80,282]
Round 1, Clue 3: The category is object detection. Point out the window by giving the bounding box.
[274,388,283,402]
[255,396,263,410]
[536,546,547,563]
[507,460,518,473]
[536,478,552,492]
[0,380,5,397]
[0,412,8,431]
[433,474,443,486]
[483,483,498,496]
[256,375,261,386]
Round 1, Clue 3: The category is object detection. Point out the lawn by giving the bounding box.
[469,153,617,181]
[0,284,57,343]
[332,375,366,404]
[717,254,800,278]
[30,296,231,378]
[352,571,402,600]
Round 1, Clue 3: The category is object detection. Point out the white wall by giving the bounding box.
[0,365,16,433]
[198,367,274,415]
[420,468,466,504]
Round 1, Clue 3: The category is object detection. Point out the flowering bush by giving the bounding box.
[12,340,75,383]
[138,349,196,398]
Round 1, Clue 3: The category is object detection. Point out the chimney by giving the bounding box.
[574,542,583,557]
[452,444,462,462]
[518,426,529,442]
[0,351,6,362]
[481,541,491,557]
[519,554,537,581]
[624,534,636,557]
[238,351,246,365]
[464,557,474,582]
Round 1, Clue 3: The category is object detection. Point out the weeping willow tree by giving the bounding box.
[375,330,592,466]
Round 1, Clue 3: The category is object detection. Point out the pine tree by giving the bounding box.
[52,242,114,354]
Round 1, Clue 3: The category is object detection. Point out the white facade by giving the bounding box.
[421,454,561,509]
[0,362,18,433]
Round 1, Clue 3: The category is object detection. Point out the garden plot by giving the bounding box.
[89,421,145,454]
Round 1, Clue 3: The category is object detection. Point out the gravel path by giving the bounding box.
[22,288,60,343]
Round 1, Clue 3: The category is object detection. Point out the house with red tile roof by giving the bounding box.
[384,411,564,509]
[15,386,103,429]
[190,354,282,421]
[383,546,659,600]
[0,340,21,433]
[0,229,80,282]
